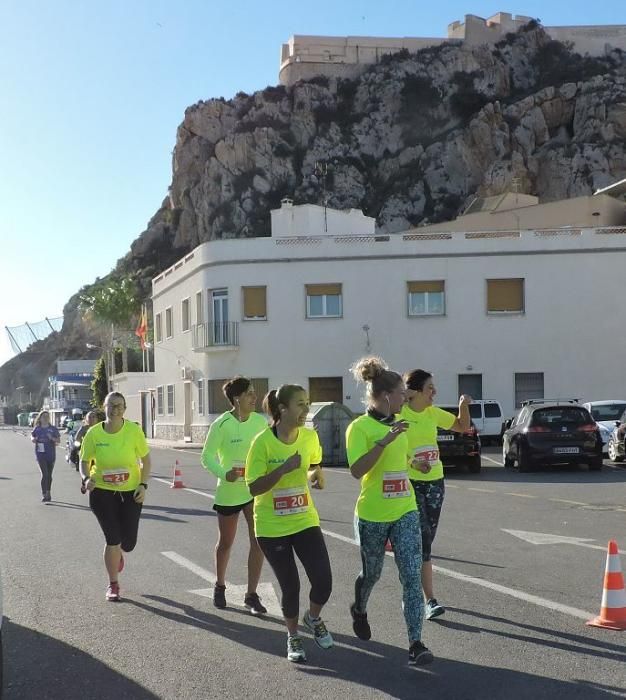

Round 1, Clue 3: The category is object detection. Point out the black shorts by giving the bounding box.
[213,499,253,516]
[89,488,143,551]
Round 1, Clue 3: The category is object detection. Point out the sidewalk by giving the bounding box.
[147,438,203,450]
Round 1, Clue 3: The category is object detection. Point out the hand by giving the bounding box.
[309,466,325,490]
[459,394,473,407]
[379,420,408,447]
[281,452,301,476]
[83,478,96,493]
[411,458,432,474]
[225,468,239,482]
[133,484,146,504]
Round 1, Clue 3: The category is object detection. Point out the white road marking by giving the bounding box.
[503,529,608,551]
[161,551,282,617]
[153,477,215,499]
[467,487,496,493]
[549,498,588,506]
[482,455,504,466]
[504,492,536,499]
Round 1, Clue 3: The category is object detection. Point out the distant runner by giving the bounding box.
[31,410,60,502]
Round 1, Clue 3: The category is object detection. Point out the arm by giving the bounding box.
[249,453,301,497]
[349,421,407,479]
[134,452,152,503]
[200,420,231,480]
[450,395,472,433]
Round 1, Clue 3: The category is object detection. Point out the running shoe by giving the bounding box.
[244,592,267,616]
[350,603,371,640]
[425,598,445,620]
[118,553,125,573]
[302,611,334,649]
[408,640,434,666]
[287,634,307,663]
[213,583,227,609]
[106,582,120,602]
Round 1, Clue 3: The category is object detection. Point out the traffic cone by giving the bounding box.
[385,539,393,552]
[586,540,626,630]
[170,460,186,489]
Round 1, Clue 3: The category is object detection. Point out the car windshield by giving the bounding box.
[531,407,590,427]
[589,403,626,421]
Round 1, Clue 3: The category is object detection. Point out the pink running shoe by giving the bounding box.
[106,582,120,602]
[118,553,125,573]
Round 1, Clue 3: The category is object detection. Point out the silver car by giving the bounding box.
[582,401,626,454]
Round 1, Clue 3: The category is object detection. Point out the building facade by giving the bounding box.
[279,12,626,86]
[151,194,626,441]
[44,359,96,426]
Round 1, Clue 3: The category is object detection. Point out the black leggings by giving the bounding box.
[257,526,332,619]
[89,488,143,551]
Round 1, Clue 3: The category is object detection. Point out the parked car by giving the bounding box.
[468,400,504,444]
[27,411,38,427]
[502,400,602,472]
[581,401,626,454]
[607,408,626,463]
[437,405,482,473]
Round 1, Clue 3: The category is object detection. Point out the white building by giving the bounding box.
[151,194,626,441]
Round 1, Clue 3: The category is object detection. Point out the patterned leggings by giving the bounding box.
[411,479,445,562]
[355,510,424,643]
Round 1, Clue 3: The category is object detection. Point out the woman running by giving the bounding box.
[246,385,332,663]
[401,369,471,620]
[31,410,60,502]
[346,357,433,666]
[79,391,151,602]
[201,376,268,615]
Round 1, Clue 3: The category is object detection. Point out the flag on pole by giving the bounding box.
[135,305,148,351]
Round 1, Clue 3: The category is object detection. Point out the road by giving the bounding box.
[1,427,625,699]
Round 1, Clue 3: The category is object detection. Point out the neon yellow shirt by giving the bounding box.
[346,414,417,523]
[201,411,267,506]
[246,427,322,538]
[80,420,149,491]
[400,404,456,481]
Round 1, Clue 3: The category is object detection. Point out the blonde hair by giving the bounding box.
[350,356,402,405]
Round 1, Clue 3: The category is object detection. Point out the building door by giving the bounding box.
[309,377,343,403]
[514,372,544,408]
[458,374,483,400]
[183,381,192,441]
[212,289,229,344]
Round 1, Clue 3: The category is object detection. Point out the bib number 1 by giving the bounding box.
[382,471,411,498]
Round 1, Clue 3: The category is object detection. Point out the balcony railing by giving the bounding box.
[192,322,239,351]
[43,398,93,411]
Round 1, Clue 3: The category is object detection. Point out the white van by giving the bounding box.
[468,400,504,444]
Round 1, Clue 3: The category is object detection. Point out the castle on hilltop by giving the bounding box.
[279,11,626,85]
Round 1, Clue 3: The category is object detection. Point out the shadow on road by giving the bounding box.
[433,555,505,569]
[142,504,215,518]
[124,594,622,699]
[447,464,626,485]
[3,619,159,699]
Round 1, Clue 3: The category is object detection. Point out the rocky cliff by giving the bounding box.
[2,23,625,405]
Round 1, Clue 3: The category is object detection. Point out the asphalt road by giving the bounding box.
[1,427,625,699]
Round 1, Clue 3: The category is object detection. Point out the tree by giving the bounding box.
[91,356,108,408]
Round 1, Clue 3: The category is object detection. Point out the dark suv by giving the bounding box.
[502,400,602,472]
[437,406,482,473]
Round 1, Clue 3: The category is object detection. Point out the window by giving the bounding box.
[165,307,173,338]
[458,374,482,399]
[407,281,445,316]
[309,377,343,403]
[208,379,230,414]
[197,378,205,415]
[181,298,190,332]
[243,286,267,320]
[487,279,524,314]
[157,386,164,415]
[469,404,482,419]
[167,384,175,415]
[251,378,269,406]
[195,291,204,326]
[155,313,162,343]
[514,372,544,408]
[484,403,502,418]
[306,284,342,318]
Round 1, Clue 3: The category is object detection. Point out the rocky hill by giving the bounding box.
[2,23,625,406]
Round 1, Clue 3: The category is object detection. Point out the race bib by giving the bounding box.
[102,468,130,485]
[37,442,45,453]
[231,460,246,481]
[413,445,440,467]
[273,487,309,515]
[382,471,411,498]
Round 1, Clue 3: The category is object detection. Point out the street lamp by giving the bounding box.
[15,385,24,408]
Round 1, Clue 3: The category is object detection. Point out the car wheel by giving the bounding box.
[467,456,482,474]
[517,445,532,473]
[589,456,603,471]
[608,441,624,463]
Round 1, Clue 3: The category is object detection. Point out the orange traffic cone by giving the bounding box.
[385,539,393,553]
[170,460,186,489]
[586,540,626,630]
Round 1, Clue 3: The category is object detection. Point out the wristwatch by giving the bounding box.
[140,482,148,489]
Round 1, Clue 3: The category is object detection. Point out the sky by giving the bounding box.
[1,0,623,367]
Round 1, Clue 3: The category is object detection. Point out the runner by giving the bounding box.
[30,410,61,502]
[401,369,471,620]
[201,376,268,615]
[70,410,100,471]
[346,356,433,666]
[246,384,332,663]
[79,392,151,602]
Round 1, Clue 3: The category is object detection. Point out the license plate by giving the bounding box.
[437,434,455,441]
[553,447,580,454]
